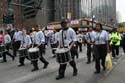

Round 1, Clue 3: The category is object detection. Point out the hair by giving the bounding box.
[96,23,103,30]
[87,26,93,31]
[60,20,68,26]
[0,30,3,34]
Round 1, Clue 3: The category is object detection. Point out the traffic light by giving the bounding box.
[3,15,14,24]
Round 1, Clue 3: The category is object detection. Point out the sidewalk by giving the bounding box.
[102,55,125,83]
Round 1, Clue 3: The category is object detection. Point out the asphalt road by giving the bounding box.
[0,46,124,83]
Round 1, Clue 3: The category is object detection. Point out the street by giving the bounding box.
[0,46,124,83]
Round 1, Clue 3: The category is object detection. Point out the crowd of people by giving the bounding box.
[0,20,125,80]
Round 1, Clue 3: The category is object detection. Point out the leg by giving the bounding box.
[2,52,7,62]
[39,45,49,69]
[101,45,107,71]
[87,44,92,64]
[56,64,67,80]
[111,45,116,57]
[31,60,39,72]
[79,43,82,52]
[115,46,119,56]
[69,60,78,76]
[94,46,101,73]
[123,45,125,53]
[6,51,15,61]
[18,57,25,67]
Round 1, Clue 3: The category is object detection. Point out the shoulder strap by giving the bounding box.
[62,30,64,47]
[88,33,92,43]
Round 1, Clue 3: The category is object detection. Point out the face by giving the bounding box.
[88,27,93,32]
[61,23,67,29]
[96,24,101,31]
[22,30,26,35]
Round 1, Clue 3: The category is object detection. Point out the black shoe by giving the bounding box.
[12,56,15,61]
[94,71,100,74]
[73,70,78,76]
[103,67,106,71]
[52,55,56,58]
[86,61,91,64]
[31,68,39,72]
[43,62,49,69]
[1,60,7,63]
[56,76,64,80]
[18,64,24,67]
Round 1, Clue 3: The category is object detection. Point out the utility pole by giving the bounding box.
[91,0,94,28]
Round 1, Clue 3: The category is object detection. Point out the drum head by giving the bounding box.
[18,48,26,51]
[55,48,69,54]
[28,47,39,53]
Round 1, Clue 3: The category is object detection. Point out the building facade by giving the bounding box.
[4,0,116,29]
[81,0,116,25]
[55,0,116,25]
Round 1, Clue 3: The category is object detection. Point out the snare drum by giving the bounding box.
[28,47,40,61]
[18,48,27,58]
[55,48,72,64]
[0,45,5,53]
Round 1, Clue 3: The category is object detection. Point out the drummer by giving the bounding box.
[31,26,49,72]
[18,29,32,67]
[50,29,59,57]
[56,20,78,80]
[1,30,15,63]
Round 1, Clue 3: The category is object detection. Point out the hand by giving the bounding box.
[37,44,41,48]
[68,46,72,50]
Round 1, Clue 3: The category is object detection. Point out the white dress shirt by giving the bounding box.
[93,30,109,45]
[58,28,77,47]
[85,31,94,43]
[13,31,23,41]
[4,34,11,44]
[34,31,45,45]
[21,35,32,48]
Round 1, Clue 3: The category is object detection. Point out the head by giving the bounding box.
[35,25,39,32]
[0,30,3,35]
[60,20,68,30]
[4,30,8,35]
[87,27,93,32]
[112,28,117,33]
[22,29,27,36]
[95,23,103,31]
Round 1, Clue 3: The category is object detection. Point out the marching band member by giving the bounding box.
[77,30,83,52]
[1,30,15,63]
[18,30,32,67]
[50,29,59,57]
[13,29,23,57]
[85,27,95,64]
[93,23,110,74]
[31,27,49,72]
[56,20,78,80]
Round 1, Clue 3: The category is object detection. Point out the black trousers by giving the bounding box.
[58,50,77,77]
[51,43,58,55]
[94,44,107,72]
[87,44,95,62]
[2,45,13,61]
[77,42,82,52]
[13,41,21,57]
[111,45,119,57]
[32,44,48,69]
[123,45,125,53]
[19,50,29,65]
